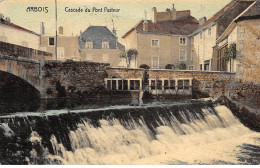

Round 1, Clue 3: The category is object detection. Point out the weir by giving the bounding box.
[0,101,259,165]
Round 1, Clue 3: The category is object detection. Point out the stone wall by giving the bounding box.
[148,70,235,98]
[105,68,235,99]
[40,61,109,99]
[106,68,145,79]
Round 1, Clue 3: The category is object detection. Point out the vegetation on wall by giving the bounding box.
[165,63,187,70]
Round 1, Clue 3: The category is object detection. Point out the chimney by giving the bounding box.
[152,7,157,23]
[59,26,63,35]
[171,4,177,20]
[112,28,117,36]
[143,20,148,31]
[0,13,4,19]
[40,22,45,35]
[199,17,207,26]
[172,4,175,11]
[5,17,10,22]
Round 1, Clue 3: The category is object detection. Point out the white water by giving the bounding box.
[30,105,260,165]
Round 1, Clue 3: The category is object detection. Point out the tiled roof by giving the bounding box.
[201,0,254,28]
[79,26,118,49]
[123,16,199,38]
[236,0,260,21]
[0,18,39,36]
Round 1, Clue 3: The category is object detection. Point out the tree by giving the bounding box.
[126,49,138,68]
[223,43,237,72]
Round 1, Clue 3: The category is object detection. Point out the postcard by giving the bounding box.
[0,0,260,165]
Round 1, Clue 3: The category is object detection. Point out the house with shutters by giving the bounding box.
[39,25,80,61]
[216,0,260,73]
[0,16,40,49]
[78,26,125,67]
[190,0,255,71]
[122,4,199,69]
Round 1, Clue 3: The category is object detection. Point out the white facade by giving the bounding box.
[192,24,217,71]
[0,22,40,49]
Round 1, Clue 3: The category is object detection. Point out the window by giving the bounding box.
[170,80,175,89]
[86,42,93,49]
[152,56,159,68]
[21,41,28,47]
[151,80,156,90]
[57,47,64,59]
[87,54,93,61]
[164,80,169,89]
[180,37,186,45]
[178,80,184,90]
[179,50,187,62]
[157,80,162,90]
[200,32,203,39]
[191,50,194,61]
[0,33,8,42]
[189,66,194,70]
[49,38,55,46]
[102,54,109,62]
[152,39,159,47]
[102,42,109,49]
[208,28,211,36]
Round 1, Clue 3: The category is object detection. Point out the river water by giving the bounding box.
[0,99,259,165]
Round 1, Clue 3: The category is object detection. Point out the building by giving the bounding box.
[78,26,125,67]
[216,0,260,73]
[122,4,199,69]
[191,0,255,71]
[0,15,40,49]
[39,26,80,61]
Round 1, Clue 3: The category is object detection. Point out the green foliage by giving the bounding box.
[126,49,138,57]
[120,52,127,58]
[224,43,237,61]
[165,63,186,70]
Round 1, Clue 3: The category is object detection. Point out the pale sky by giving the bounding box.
[0,0,231,43]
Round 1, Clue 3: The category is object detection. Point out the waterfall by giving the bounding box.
[0,102,259,165]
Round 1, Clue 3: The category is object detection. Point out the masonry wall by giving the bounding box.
[105,68,235,99]
[40,61,109,99]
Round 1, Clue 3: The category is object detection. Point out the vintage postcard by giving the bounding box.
[0,0,260,165]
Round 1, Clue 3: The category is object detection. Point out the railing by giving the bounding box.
[0,41,52,60]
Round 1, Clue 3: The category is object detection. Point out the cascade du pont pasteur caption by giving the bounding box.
[65,7,120,13]
[26,7,120,13]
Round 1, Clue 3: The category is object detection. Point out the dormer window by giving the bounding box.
[85,42,93,49]
[102,42,109,49]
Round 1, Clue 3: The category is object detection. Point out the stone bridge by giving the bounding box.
[0,56,108,99]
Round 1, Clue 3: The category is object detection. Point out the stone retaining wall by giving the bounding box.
[40,61,109,99]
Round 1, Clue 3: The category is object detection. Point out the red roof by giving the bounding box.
[0,18,39,36]
[123,16,199,38]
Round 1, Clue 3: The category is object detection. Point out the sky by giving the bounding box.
[0,0,231,43]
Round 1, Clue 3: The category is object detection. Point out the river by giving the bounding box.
[0,98,259,165]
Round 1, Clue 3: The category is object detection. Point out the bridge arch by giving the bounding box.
[0,70,40,99]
